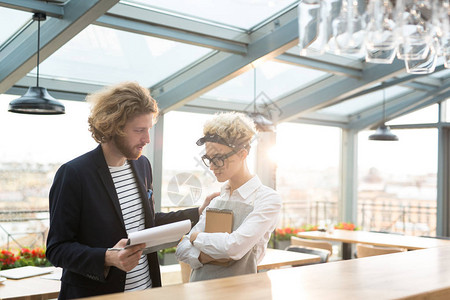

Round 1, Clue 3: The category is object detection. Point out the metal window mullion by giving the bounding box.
[339,129,358,223]
[148,114,164,212]
[437,126,450,236]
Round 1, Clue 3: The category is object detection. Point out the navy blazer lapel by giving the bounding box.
[93,145,126,230]
[129,159,155,228]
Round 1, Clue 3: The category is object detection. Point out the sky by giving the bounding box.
[0,94,96,164]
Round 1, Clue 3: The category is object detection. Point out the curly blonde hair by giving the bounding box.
[203,112,256,148]
[87,81,158,143]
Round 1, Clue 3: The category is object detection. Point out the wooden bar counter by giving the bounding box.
[85,246,450,300]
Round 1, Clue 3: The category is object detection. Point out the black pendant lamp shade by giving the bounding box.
[368,87,398,141]
[8,12,65,115]
[9,86,65,115]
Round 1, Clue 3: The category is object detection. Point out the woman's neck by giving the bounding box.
[228,166,253,195]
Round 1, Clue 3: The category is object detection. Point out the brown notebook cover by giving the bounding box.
[204,208,233,266]
[205,208,233,233]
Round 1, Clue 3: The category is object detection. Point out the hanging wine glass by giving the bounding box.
[432,0,450,68]
[395,0,432,60]
[404,37,438,73]
[332,0,367,54]
[298,0,322,55]
[365,0,397,63]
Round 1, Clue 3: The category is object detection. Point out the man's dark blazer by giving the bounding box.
[46,145,199,299]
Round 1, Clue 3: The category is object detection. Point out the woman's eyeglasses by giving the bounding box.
[201,149,238,168]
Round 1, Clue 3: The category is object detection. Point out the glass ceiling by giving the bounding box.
[123,0,299,30]
[430,68,450,79]
[34,24,212,86]
[0,7,30,47]
[318,86,412,117]
[202,60,327,104]
[0,0,448,131]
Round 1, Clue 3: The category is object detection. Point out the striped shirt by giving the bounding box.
[109,162,152,291]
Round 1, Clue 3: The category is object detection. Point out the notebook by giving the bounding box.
[0,266,53,279]
[205,208,234,266]
[205,208,233,233]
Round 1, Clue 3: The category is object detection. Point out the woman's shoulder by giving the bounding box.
[255,185,281,203]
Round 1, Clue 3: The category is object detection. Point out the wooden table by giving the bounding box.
[257,248,320,270]
[297,229,450,259]
[83,246,450,300]
[0,267,61,300]
[0,249,319,298]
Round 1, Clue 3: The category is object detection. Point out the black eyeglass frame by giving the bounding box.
[201,148,239,168]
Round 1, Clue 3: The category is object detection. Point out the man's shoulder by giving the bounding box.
[70,147,100,163]
[60,147,102,171]
[131,155,151,169]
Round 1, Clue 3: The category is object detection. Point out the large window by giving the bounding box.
[0,95,95,206]
[275,123,341,228]
[358,107,438,236]
[161,111,226,210]
[0,94,95,248]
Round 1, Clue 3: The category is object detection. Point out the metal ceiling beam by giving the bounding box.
[0,0,64,18]
[389,91,450,122]
[6,85,87,102]
[275,59,406,123]
[274,53,363,78]
[290,111,350,128]
[401,75,444,91]
[187,97,248,112]
[152,13,299,113]
[284,47,365,68]
[104,2,249,43]
[349,82,450,130]
[318,65,447,105]
[95,14,247,54]
[410,75,444,87]
[7,75,103,101]
[0,0,119,94]
[349,90,419,129]
[177,105,232,116]
[403,81,439,92]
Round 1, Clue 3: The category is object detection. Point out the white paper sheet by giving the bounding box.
[127,219,191,254]
[40,267,62,280]
[0,266,53,279]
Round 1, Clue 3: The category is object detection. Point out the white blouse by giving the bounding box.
[176,175,282,270]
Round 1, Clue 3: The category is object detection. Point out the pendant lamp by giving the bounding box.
[369,87,398,141]
[8,12,65,115]
[248,68,274,132]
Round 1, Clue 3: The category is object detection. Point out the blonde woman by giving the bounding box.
[176,112,281,282]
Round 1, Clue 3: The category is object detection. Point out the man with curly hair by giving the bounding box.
[46,81,213,299]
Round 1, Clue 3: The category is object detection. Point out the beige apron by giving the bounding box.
[190,199,257,282]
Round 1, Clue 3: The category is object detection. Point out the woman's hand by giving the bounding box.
[190,232,200,244]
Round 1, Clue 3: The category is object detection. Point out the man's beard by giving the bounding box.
[113,135,143,160]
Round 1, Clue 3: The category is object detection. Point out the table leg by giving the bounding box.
[342,243,353,260]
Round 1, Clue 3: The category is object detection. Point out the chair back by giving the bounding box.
[290,236,333,254]
[356,243,406,258]
[285,245,330,263]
